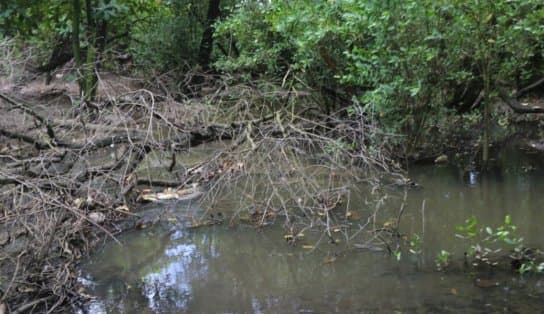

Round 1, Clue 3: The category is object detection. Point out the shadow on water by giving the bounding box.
[79,143,544,313]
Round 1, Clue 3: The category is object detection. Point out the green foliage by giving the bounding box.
[483,215,523,246]
[0,0,225,72]
[455,215,544,274]
[455,215,479,239]
[435,250,450,271]
[3,0,544,130]
[392,248,401,262]
[94,0,129,22]
[519,260,544,275]
[130,1,207,71]
[409,233,423,256]
[456,215,523,253]
[1,1,69,37]
[216,0,544,135]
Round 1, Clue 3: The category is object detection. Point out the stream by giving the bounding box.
[79,143,544,313]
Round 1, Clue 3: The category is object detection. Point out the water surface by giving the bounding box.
[80,145,544,313]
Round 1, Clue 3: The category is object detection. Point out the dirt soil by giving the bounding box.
[0,68,231,313]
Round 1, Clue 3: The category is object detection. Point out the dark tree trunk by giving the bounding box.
[198,0,221,70]
[84,0,98,102]
[95,0,109,70]
[39,36,73,84]
[71,0,83,93]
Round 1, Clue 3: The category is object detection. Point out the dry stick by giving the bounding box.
[2,79,396,310]
[376,233,394,255]
[2,171,121,244]
[395,190,408,232]
[0,125,147,152]
[470,90,484,110]
[0,127,50,150]
[46,295,65,314]
[515,77,544,98]
[11,296,55,314]
[37,211,67,262]
[0,251,23,303]
[421,199,426,237]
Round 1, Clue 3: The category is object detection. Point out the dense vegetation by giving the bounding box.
[2,0,543,148]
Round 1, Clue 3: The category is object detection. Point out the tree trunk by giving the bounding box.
[84,0,98,102]
[482,63,491,168]
[71,0,83,94]
[198,0,221,70]
[95,0,109,71]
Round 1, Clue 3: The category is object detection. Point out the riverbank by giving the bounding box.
[1,67,544,312]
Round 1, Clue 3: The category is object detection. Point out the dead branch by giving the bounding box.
[0,61,400,314]
[0,128,50,150]
[498,87,544,114]
[515,77,544,98]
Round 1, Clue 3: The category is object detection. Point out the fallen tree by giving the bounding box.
[0,59,407,312]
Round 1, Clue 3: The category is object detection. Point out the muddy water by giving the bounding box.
[80,145,544,313]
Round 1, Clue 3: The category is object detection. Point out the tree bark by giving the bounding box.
[198,0,221,70]
[95,0,109,71]
[84,0,98,102]
[71,0,83,93]
[482,64,490,166]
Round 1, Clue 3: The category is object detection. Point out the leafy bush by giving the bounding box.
[456,215,544,274]
[215,0,544,135]
[130,1,207,71]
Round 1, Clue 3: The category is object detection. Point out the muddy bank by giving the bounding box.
[0,64,391,312]
[407,110,544,171]
[0,67,250,312]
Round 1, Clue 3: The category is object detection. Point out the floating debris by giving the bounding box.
[88,212,106,224]
[138,187,203,202]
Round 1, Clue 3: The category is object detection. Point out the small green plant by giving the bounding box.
[485,215,523,245]
[409,234,423,256]
[455,215,478,239]
[435,250,451,271]
[519,261,544,275]
[455,215,543,273]
[456,215,523,261]
[392,249,402,262]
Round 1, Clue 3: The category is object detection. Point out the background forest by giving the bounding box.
[2,0,543,147]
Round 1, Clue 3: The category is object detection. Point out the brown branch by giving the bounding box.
[0,175,19,185]
[498,87,544,114]
[515,77,544,98]
[11,296,55,314]
[470,90,484,110]
[0,128,50,150]
[57,134,145,151]
[136,178,181,187]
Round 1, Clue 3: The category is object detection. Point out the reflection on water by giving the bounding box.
[80,145,544,313]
